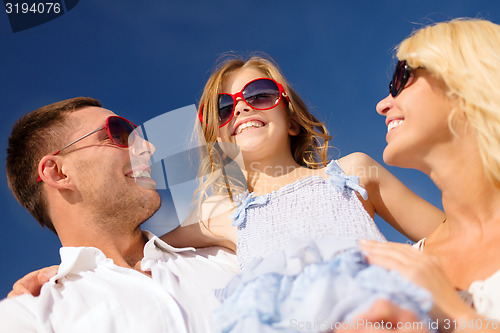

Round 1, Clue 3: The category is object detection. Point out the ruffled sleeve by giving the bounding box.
[325,160,368,200]
[230,191,270,227]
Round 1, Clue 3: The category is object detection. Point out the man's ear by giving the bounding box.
[288,119,301,136]
[37,156,75,190]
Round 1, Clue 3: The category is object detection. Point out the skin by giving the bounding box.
[10,69,446,300]
[38,106,159,273]
[337,299,428,333]
[355,68,500,332]
[162,66,444,249]
[217,67,301,180]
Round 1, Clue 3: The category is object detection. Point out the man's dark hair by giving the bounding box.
[6,97,102,234]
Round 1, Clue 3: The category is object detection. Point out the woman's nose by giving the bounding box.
[376,94,393,116]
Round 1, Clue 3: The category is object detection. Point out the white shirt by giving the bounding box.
[0,231,238,333]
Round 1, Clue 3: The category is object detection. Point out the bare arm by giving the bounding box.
[338,152,444,241]
[160,195,237,251]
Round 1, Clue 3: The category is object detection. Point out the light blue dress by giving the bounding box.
[213,160,434,332]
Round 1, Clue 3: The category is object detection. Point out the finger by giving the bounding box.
[362,247,413,271]
[361,241,422,268]
[12,270,45,297]
[360,240,418,255]
[37,265,59,283]
[8,283,30,298]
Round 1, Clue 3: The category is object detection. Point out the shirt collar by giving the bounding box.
[142,230,196,254]
[52,231,196,281]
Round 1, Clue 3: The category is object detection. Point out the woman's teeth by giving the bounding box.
[388,119,404,132]
[235,121,264,135]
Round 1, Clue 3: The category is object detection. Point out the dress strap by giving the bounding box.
[325,160,368,200]
[230,191,270,227]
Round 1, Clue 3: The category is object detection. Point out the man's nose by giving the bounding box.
[130,130,156,158]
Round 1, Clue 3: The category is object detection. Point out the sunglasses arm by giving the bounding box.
[55,125,106,155]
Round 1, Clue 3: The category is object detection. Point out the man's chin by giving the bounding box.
[133,177,157,190]
[143,193,162,222]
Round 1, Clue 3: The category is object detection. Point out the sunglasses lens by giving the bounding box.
[108,117,137,147]
[218,94,235,125]
[243,79,281,110]
[390,61,408,97]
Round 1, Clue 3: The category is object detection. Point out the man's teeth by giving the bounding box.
[131,170,151,178]
[388,120,404,132]
[235,121,264,135]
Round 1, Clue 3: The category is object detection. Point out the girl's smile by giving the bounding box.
[218,67,297,162]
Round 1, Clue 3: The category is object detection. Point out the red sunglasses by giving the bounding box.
[199,78,289,127]
[37,116,139,182]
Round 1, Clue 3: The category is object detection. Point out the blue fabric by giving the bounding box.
[214,238,434,333]
[213,160,434,332]
[230,192,270,227]
[233,160,385,270]
[325,160,368,200]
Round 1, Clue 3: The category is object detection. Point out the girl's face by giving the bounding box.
[376,67,458,169]
[217,67,299,161]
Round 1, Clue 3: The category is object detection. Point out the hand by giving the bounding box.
[359,240,475,324]
[337,299,429,332]
[7,265,59,298]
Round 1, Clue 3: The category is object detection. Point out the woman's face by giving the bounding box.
[376,67,458,169]
[216,67,298,161]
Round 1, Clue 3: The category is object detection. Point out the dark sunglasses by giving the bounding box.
[37,116,139,182]
[199,78,289,127]
[389,60,414,97]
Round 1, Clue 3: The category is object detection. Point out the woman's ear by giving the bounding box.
[37,156,75,190]
[288,119,301,136]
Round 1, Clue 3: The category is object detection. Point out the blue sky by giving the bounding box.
[1,0,498,297]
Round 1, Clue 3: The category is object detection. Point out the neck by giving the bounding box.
[419,140,500,235]
[238,151,311,194]
[53,207,147,270]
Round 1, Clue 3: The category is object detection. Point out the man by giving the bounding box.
[0,97,237,332]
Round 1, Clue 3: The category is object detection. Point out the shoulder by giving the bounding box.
[337,152,378,177]
[311,153,379,181]
[0,295,37,331]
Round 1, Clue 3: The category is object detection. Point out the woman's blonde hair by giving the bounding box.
[194,54,331,213]
[397,18,500,187]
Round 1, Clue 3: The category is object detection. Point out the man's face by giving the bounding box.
[62,107,160,232]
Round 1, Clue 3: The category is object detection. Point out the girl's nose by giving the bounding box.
[233,98,251,117]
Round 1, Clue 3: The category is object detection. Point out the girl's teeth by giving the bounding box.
[236,121,264,135]
[388,120,404,132]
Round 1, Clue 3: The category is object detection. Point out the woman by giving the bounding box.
[358,18,500,332]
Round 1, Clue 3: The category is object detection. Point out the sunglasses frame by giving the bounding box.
[199,77,290,128]
[389,60,413,98]
[36,115,138,182]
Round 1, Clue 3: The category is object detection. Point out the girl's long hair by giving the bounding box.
[193,54,332,232]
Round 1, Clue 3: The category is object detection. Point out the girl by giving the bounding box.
[161,55,444,331]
